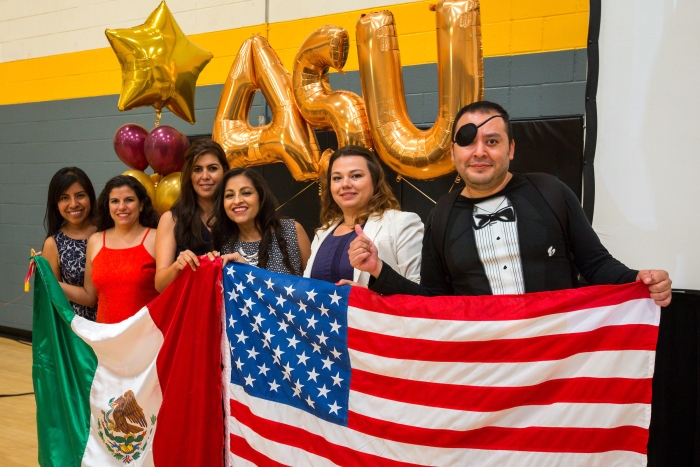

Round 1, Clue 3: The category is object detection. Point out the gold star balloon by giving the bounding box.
[106,1,213,124]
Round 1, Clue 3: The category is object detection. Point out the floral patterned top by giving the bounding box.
[221,218,302,276]
[53,230,97,321]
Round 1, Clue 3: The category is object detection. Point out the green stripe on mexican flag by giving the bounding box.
[31,255,225,467]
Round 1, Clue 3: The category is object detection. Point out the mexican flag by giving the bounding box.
[31,255,224,467]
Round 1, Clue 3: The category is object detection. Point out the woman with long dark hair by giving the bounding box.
[304,145,423,286]
[42,167,98,320]
[61,175,160,323]
[208,168,311,275]
[155,139,227,291]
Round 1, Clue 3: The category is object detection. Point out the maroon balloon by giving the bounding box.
[113,124,148,171]
[144,126,189,175]
[173,132,190,172]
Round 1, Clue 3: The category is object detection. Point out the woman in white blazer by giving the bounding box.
[304,145,423,286]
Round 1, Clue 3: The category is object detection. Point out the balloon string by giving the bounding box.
[276,181,318,211]
[396,176,436,204]
[2,294,26,307]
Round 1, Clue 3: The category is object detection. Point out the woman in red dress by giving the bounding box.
[61,175,160,323]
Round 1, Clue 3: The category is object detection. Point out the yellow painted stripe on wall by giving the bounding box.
[0,0,588,106]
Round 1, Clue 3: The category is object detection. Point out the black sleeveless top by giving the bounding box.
[175,221,212,257]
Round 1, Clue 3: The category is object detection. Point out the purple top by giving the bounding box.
[310,227,359,284]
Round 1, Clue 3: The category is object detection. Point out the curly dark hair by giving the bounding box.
[208,168,298,274]
[44,167,96,238]
[95,175,159,231]
[171,138,228,251]
[319,145,399,230]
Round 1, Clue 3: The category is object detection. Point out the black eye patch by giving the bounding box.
[453,114,503,147]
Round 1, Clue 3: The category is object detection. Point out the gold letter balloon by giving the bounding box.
[213,35,321,182]
[357,0,484,179]
[292,26,373,149]
[105,1,213,125]
[212,0,483,180]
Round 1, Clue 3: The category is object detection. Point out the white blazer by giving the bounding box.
[304,209,424,286]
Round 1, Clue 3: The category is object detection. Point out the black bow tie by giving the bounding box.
[473,206,515,230]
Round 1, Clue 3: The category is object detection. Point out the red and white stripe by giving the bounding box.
[228,281,659,466]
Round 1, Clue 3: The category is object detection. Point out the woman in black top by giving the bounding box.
[155,139,227,291]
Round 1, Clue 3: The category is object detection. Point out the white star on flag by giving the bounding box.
[284,284,296,296]
[283,363,293,381]
[297,351,310,366]
[244,374,255,386]
[321,356,333,370]
[329,291,341,305]
[246,347,259,360]
[329,319,341,334]
[318,384,330,398]
[245,271,255,284]
[307,368,319,382]
[264,277,275,290]
[227,289,238,301]
[306,315,318,329]
[305,289,317,302]
[262,329,275,344]
[328,401,341,415]
[268,380,280,392]
[331,372,343,387]
[293,380,303,397]
[318,304,329,316]
[236,331,248,344]
[287,335,300,349]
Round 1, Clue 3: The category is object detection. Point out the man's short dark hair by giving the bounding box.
[451,101,513,144]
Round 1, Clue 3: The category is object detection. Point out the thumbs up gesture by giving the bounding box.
[348,224,383,278]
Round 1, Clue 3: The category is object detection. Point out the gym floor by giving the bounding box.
[0,336,38,467]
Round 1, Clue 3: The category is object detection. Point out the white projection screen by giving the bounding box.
[593,0,700,290]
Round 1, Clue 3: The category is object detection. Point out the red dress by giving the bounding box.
[92,228,159,324]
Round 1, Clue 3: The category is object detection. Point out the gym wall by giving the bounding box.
[0,0,589,333]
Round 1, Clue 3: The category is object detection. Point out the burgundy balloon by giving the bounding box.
[113,124,149,171]
[144,126,189,175]
[173,132,190,172]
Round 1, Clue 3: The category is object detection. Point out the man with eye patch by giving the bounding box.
[348,100,672,306]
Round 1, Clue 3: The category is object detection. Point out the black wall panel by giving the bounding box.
[193,115,585,239]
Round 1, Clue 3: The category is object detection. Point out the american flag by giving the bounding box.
[222,263,659,466]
